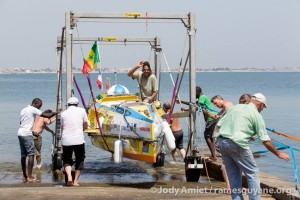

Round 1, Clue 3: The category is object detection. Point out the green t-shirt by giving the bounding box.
[197,95,217,122]
[217,103,271,150]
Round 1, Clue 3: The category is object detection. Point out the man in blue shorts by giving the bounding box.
[18,98,61,183]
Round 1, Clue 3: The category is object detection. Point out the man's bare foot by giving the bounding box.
[209,156,218,161]
[73,183,80,187]
[22,177,27,183]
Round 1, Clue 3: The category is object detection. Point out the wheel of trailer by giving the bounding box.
[153,152,165,167]
[52,153,63,171]
[185,158,201,182]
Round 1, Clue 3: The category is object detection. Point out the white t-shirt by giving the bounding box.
[18,105,42,136]
[61,106,88,146]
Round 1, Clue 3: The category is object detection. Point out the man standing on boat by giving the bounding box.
[18,98,61,183]
[32,109,57,169]
[61,97,88,186]
[216,93,290,199]
[127,61,158,103]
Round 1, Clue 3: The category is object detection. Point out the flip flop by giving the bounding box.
[73,183,80,187]
[27,177,40,182]
[66,181,73,186]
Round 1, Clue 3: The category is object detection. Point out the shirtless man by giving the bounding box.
[208,95,234,119]
[32,109,56,169]
[163,102,186,162]
[209,95,234,193]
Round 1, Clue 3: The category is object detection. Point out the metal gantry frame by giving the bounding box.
[62,11,200,181]
[57,35,162,106]
[54,35,162,170]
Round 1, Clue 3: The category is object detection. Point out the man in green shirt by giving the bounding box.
[127,61,158,103]
[196,87,219,161]
[216,93,290,200]
[180,86,218,161]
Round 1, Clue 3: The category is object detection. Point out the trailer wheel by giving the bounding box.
[153,152,165,167]
[52,153,63,171]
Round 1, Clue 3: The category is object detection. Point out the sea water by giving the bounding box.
[0,72,299,184]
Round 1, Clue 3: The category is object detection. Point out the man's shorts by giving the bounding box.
[18,135,35,157]
[173,130,184,150]
[34,136,42,156]
[62,144,85,170]
[204,120,218,138]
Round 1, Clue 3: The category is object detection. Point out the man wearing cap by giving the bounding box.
[61,97,88,186]
[216,93,290,200]
[127,60,158,103]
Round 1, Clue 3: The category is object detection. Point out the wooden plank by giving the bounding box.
[162,111,189,119]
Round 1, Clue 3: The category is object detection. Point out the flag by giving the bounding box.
[96,72,103,89]
[105,77,111,91]
[82,41,100,74]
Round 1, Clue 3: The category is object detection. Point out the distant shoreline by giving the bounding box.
[1,66,300,74]
[1,70,300,74]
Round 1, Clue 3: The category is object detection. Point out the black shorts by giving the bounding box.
[62,143,85,170]
[173,130,184,150]
[204,120,218,138]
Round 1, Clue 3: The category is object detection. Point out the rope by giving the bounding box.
[74,25,111,152]
[75,25,85,59]
[162,51,189,128]
[86,74,112,153]
[266,128,300,142]
[167,50,189,123]
[252,138,300,195]
[290,147,300,196]
[73,76,87,109]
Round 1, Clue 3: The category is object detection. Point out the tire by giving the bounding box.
[52,153,63,171]
[153,152,165,167]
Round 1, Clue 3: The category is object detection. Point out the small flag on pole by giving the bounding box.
[96,71,103,89]
[106,77,111,91]
[82,41,100,75]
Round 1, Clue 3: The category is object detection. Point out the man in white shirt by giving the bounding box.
[61,97,88,186]
[18,98,61,183]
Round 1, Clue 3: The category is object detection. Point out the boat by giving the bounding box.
[85,84,175,166]
[53,11,203,182]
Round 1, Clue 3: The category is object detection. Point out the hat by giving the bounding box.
[252,93,267,108]
[67,97,79,105]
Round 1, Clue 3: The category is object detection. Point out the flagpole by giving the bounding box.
[97,41,103,92]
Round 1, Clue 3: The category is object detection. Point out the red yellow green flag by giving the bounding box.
[82,41,100,74]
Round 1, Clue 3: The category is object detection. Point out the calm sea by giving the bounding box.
[0,72,299,184]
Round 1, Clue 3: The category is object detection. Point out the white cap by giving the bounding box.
[252,93,267,108]
[67,97,79,105]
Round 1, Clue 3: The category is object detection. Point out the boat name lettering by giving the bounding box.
[140,127,150,132]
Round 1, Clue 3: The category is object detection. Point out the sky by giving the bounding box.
[1,0,300,69]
